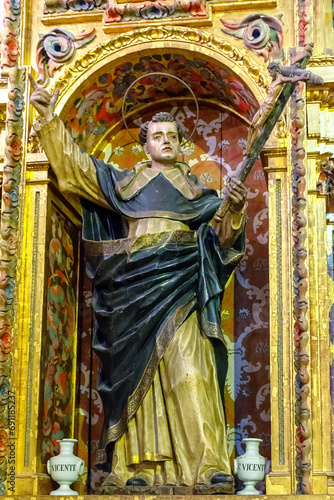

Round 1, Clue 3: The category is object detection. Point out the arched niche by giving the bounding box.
[48,36,270,493]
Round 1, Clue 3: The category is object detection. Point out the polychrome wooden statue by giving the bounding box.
[29,74,247,495]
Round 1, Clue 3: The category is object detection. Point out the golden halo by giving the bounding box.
[122,72,200,145]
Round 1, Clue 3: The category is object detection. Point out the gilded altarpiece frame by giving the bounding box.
[8,19,334,495]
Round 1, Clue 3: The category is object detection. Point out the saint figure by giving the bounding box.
[29,75,247,494]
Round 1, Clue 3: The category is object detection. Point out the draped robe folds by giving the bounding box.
[36,116,246,486]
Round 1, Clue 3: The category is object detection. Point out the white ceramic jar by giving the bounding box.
[234,438,265,495]
[47,438,85,495]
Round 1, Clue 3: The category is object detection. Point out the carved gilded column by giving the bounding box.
[0,66,28,495]
[305,86,334,493]
[293,0,314,493]
[306,152,332,494]
[14,156,51,494]
[264,148,295,494]
[13,153,82,494]
[291,81,312,495]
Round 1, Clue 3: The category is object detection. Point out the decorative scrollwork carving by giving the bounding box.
[293,5,313,491]
[50,26,269,99]
[36,28,96,87]
[1,0,21,69]
[43,0,107,14]
[67,0,104,9]
[0,67,26,493]
[291,75,312,495]
[221,14,283,62]
[104,0,207,23]
[307,88,334,108]
[0,0,23,491]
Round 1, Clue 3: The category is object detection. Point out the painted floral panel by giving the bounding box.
[39,205,79,463]
[63,53,259,157]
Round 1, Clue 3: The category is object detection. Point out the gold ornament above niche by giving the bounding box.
[42,10,103,24]
[102,15,212,32]
[40,0,277,24]
[104,0,209,24]
[51,26,269,109]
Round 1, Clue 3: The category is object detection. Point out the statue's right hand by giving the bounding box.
[29,73,60,123]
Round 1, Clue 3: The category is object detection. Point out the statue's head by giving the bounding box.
[267,62,280,78]
[139,112,183,165]
[139,112,184,144]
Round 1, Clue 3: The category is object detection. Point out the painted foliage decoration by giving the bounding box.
[51,27,269,100]
[1,0,21,68]
[0,67,26,493]
[40,208,78,462]
[104,0,207,23]
[221,14,284,62]
[43,0,107,14]
[0,0,23,493]
[63,53,259,151]
[297,0,311,46]
[36,29,96,87]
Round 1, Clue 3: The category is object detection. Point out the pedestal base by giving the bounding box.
[8,494,334,499]
[97,483,235,495]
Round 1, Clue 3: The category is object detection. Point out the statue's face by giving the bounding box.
[268,66,277,78]
[144,121,180,165]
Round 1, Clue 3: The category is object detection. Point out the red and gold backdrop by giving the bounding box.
[55,52,270,492]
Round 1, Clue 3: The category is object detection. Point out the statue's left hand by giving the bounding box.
[226,177,247,212]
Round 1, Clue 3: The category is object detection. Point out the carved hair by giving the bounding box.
[138,112,184,145]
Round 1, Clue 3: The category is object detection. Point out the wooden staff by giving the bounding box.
[217,52,315,218]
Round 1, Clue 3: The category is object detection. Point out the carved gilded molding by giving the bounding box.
[102,15,212,32]
[42,10,103,25]
[25,158,49,170]
[262,147,288,160]
[0,109,6,127]
[309,55,334,67]
[210,0,277,11]
[51,26,269,101]
[306,87,334,108]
